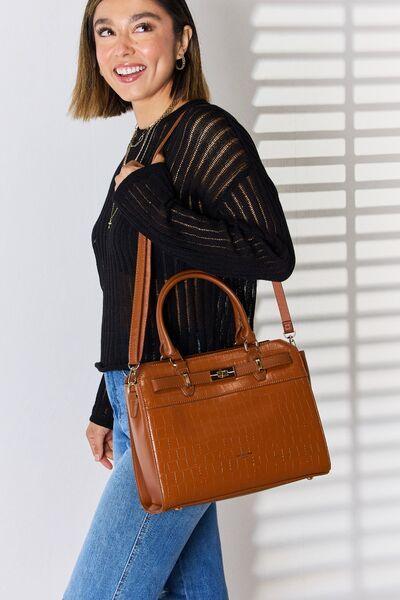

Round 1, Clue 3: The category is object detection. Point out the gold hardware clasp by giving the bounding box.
[125,363,141,418]
[181,370,192,386]
[244,339,259,352]
[254,357,266,372]
[210,366,236,381]
[126,364,141,399]
[284,331,297,346]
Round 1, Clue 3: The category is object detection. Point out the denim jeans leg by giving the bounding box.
[62,445,214,599]
[63,369,229,599]
[162,501,229,599]
[111,369,229,599]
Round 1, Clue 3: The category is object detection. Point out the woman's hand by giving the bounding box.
[114,151,165,191]
[86,421,114,470]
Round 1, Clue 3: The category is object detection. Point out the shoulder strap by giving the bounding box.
[127,111,186,368]
[127,110,294,368]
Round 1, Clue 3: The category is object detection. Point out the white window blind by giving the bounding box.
[251,2,400,598]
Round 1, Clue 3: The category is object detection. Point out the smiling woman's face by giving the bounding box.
[93,0,185,103]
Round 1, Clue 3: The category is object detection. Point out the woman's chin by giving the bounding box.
[113,88,142,103]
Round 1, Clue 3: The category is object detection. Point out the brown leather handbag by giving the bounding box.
[124,111,331,514]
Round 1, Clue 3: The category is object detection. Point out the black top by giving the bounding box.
[89,98,296,428]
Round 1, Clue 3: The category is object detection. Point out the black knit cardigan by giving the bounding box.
[90,98,296,429]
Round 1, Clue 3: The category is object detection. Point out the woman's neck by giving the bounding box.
[132,95,188,129]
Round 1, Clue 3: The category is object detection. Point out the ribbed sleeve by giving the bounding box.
[89,374,114,429]
[113,160,294,281]
[89,99,296,428]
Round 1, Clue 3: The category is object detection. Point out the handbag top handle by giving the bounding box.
[155,269,258,361]
[126,108,295,368]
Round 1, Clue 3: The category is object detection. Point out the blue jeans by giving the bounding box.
[63,370,229,599]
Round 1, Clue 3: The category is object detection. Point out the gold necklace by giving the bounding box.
[107,98,181,230]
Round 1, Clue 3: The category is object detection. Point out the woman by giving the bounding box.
[63,0,296,598]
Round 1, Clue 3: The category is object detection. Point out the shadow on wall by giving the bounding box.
[226,1,400,599]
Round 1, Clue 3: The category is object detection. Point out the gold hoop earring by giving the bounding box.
[176,55,186,71]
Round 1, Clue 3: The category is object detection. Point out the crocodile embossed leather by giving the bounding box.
[124,113,331,513]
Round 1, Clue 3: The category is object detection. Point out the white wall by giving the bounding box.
[1,1,399,599]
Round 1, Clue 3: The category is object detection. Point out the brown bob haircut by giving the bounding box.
[68,0,210,121]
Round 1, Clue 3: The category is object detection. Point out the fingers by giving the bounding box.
[100,435,113,470]
[126,159,145,168]
[114,160,145,192]
[153,152,165,164]
[121,160,145,171]
[99,455,113,470]
[104,434,113,461]
[106,432,113,451]
[86,422,114,470]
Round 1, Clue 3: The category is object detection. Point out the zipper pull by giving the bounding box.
[125,365,141,418]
